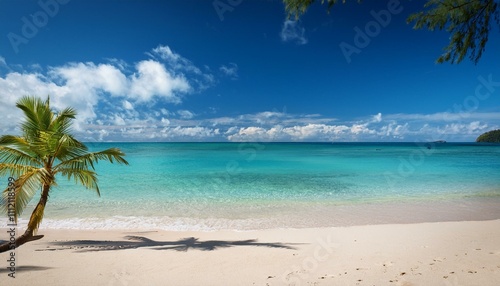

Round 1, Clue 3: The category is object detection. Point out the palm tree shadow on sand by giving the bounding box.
[0,265,53,274]
[38,236,303,252]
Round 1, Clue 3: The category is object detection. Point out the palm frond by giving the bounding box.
[58,168,100,196]
[0,163,38,179]
[16,96,53,138]
[50,107,77,135]
[0,146,42,167]
[51,134,88,164]
[54,148,129,172]
[0,135,42,162]
[0,169,46,221]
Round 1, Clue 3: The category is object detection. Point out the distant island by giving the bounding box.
[476,129,500,143]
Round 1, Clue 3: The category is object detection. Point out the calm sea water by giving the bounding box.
[2,142,500,230]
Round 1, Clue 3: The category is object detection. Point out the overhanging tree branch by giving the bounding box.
[283,0,500,64]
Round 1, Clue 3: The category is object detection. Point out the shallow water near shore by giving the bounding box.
[2,142,500,230]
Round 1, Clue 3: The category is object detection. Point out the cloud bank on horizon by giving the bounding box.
[0,45,497,142]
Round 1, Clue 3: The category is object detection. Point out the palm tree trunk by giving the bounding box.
[0,184,50,253]
[0,233,44,253]
[24,183,50,236]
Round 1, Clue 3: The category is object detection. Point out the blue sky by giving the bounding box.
[0,0,499,142]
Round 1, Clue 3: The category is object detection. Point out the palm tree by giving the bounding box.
[0,96,128,253]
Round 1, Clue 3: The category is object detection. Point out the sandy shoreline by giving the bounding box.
[4,196,500,231]
[2,219,500,285]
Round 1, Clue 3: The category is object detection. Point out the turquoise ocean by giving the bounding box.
[2,142,500,230]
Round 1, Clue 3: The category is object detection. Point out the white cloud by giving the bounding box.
[51,62,128,96]
[281,20,308,45]
[227,123,352,142]
[0,59,194,132]
[208,111,331,128]
[177,110,195,119]
[222,111,500,142]
[114,115,126,126]
[350,124,371,135]
[372,113,382,123]
[77,109,499,142]
[379,122,408,138]
[150,45,181,63]
[123,100,134,110]
[437,121,489,136]
[148,45,215,91]
[160,108,171,116]
[0,45,220,135]
[284,124,350,140]
[98,129,109,141]
[149,45,202,75]
[106,58,129,71]
[219,63,238,79]
[161,118,170,125]
[0,71,96,131]
[386,112,500,122]
[129,60,190,102]
[161,126,218,138]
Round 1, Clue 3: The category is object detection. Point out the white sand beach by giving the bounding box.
[2,219,500,285]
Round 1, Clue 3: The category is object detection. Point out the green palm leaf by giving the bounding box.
[54,148,129,172]
[0,163,38,178]
[0,135,42,164]
[0,168,49,222]
[58,168,100,196]
[16,96,53,139]
[0,146,41,167]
